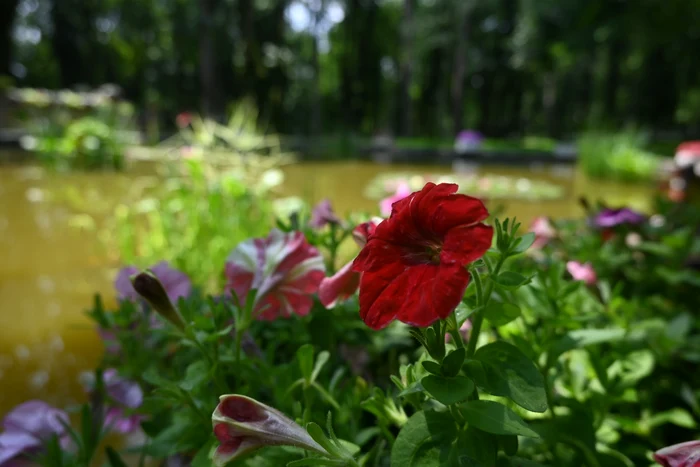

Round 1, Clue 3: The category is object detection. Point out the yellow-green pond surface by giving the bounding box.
[0,158,654,417]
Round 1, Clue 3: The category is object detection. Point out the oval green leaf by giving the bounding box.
[483,302,522,327]
[460,400,539,438]
[442,348,466,377]
[493,271,530,289]
[512,232,536,253]
[473,341,547,413]
[391,411,458,467]
[422,375,475,406]
[422,360,442,376]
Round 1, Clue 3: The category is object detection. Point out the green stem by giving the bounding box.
[465,313,484,359]
[302,384,314,426]
[448,328,464,348]
[466,255,506,359]
[542,365,557,420]
[379,422,396,446]
[235,328,244,372]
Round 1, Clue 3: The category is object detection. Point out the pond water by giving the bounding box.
[0,156,655,417]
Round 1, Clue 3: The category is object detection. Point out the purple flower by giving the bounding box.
[114,261,192,304]
[103,369,143,409]
[593,208,646,228]
[454,130,484,153]
[0,401,70,465]
[309,199,342,229]
[104,409,142,435]
[82,369,144,435]
[654,439,700,467]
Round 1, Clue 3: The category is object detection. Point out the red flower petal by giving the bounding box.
[441,224,494,265]
[219,396,266,422]
[359,262,470,330]
[319,261,361,308]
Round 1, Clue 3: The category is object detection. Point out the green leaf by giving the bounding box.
[460,400,539,438]
[297,344,315,382]
[666,313,694,342]
[311,350,330,383]
[391,411,457,467]
[512,232,536,253]
[473,342,547,413]
[287,459,348,467]
[442,348,466,377]
[548,328,626,363]
[398,380,425,398]
[493,272,530,289]
[422,375,475,406]
[306,422,343,458]
[422,360,442,376]
[105,447,128,467]
[191,438,216,467]
[483,302,522,327]
[179,360,210,391]
[607,350,655,390]
[499,435,519,456]
[647,408,697,429]
[506,458,549,466]
[311,382,341,410]
[80,404,97,458]
[452,428,497,466]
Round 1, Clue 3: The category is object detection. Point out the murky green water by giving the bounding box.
[0,157,655,417]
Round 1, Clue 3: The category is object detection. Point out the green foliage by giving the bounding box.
[109,158,276,289]
[11,87,136,171]
[577,132,661,182]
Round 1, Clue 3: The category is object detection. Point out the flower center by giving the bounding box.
[400,243,442,265]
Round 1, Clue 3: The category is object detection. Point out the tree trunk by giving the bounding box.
[199,0,219,118]
[398,0,414,136]
[0,0,19,77]
[451,3,470,135]
[51,1,85,86]
[310,1,324,135]
[542,72,559,136]
[604,39,621,120]
[239,0,258,100]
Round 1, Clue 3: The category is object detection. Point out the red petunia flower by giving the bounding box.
[352,182,493,330]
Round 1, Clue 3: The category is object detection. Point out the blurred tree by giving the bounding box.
[5,0,700,139]
[0,0,19,77]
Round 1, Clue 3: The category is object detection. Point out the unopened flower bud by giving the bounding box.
[211,395,328,466]
[130,271,186,331]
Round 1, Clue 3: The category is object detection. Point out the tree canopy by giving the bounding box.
[4,0,700,138]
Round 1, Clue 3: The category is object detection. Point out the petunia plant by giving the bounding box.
[4,182,699,467]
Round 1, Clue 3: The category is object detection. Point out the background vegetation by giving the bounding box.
[3,0,700,141]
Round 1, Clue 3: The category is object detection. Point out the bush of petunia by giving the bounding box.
[1,183,699,467]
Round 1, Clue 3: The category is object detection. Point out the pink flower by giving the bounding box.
[654,440,700,467]
[445,320,472,343]
[566,261,597,285]
[318,218,383,308]
[224,229,325,320]
[530,216,556,248]
[379,182,412,217]
[175,112,193,129]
